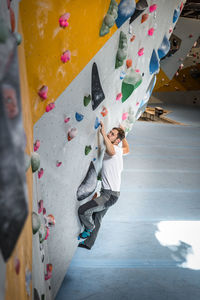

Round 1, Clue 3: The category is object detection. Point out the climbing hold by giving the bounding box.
[38,168,44,179]
[46,103,55,112]
[14,32,22,45]
[148,28,154,36]
[59,13,70,28]
[169,27,173,33]
[94,117,101,129]
[175,72,179,77]
[189,34,193,38]
[84,94,91,107]
[157,35,170,59]
[116,93,122,101]
[93,158,96,162]
[91,63,105,110]
[9,7,15,32]
[75,112,84,122]
[64,117,70,123]
[100,0,118,36]
[56,161,62,167]
[34,289,40,300]
[32,212,41,234]
[45,264,53,281]
[25,153,31,172]
[101,106,108,117]
[34,140,40,152]
[138,48,144,56]
[136,69,140,73]
[43,208,46,215]
[68,128,78,141]
[122,112,128,121]
[126,59,132,68]
[77,161,97,201]
[121,68,142,103]
[115,0,136,28]
[14,257,20,275]
[7,0,11,9]
[45,227,50,240]
[173,8,180,23]
[130,0,148,24]
[149,49,159,75]
[25,269,32,296]
[141,13,148,23]
[31,152,40,173]
[180,2,184,11]
[61,50,71,63]
[38,85,48,100]
[39,225,47,243]
[115,31,128,69]
[149,4,157,13]
[47,214,56,226]
[136,101,139,106]
[130,34,136,42]
[146,74,156,96]
[85,145,92,155]
[120,71,126,80]
[0,19,9,43]
[38,200,43,214]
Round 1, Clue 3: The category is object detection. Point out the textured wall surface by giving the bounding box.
[29,1,184,298]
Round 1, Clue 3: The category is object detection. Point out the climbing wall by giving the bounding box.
[17,0,184,299]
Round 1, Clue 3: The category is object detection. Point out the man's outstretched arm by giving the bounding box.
[100,121,116,156]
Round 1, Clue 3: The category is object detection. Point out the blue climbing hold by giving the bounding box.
[94,117,101,129]
[173,8,180,23]
[149,49,159,75]
[157,35,170,59]
[75,112,84,122]
[115,0,136,28]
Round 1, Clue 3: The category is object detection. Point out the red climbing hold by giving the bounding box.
[47,214,56,226]
[34,140,40,152]
[59,13,70,28]
[14,257,20,275]
[180,2,184,11]
[126,59,132,69]
[9,7,15,32]
[141,13,148,23]
[38,85,48,100]
[43,208,46,215]
[138,48,144,56]
[56,161,62,167]
[46,103,55,112]
[130,34,136,42]
[61,50,71,63]
[101,107,108,117]
[45,264,53,281]
[148,28,154,36]
[38,168,44,179]
[149,4,157,13]
[38,200,43,214]
[64,117,70,123]
[189,34,193,38]
[169,27,173,33]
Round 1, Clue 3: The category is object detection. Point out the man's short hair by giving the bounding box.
[113,127,125,141]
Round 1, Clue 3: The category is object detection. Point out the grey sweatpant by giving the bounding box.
[78,189,120,249]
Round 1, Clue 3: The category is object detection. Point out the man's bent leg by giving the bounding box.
[84,208,108,249]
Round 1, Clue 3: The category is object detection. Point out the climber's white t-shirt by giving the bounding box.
[101,145,123,192]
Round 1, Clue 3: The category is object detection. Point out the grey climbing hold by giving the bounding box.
[31,152,40,173]
[32,212,41,235]
[77,162,97,201]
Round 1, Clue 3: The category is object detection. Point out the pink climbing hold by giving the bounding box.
[149,4,157,13]
[14,257,20,275]
[122,112,128,121]
[59,13,70,28]
[38,168,44,179]
[45,264,53,281]
[61,50,71,63]
[148,28,154,36]
[46,103,55,112]
[135,69,140,73]
[56,161,62,167]
[138,48,144,56]
[116,93,122,101]
[64,117,70,123]
[180,2,184,11]
[38,85,48,100]
[38,200,43,214]
[34,140,40,152]
[136,101,139,106]
[169,27,173,33]
[43,208,46,215]
[45,226,50,240]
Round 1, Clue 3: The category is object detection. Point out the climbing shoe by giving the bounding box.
[78,241,91,250]
[78,229,92,240]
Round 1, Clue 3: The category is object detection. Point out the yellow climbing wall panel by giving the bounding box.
[19,0,124,124]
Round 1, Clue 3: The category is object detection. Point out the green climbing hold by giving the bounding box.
[14,32,22,45]
[85,145,92,155]
[32,212,41,234]
[25,153,31,172]
[0,19,9,43]
[31,152,40,173]
[39,225,47,243]
[100,0,118,37]
[115,31,127,69]
[84,95,91,107]
[121,69,142,103]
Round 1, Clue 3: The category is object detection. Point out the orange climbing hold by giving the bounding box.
[45,264,53,281]
[130,34,136,42]
[101,107,108,117]
[126,59,132,69]
[68,128,78,141]
[141,13,149,23]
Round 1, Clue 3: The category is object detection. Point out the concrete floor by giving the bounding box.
[56,103,200,300]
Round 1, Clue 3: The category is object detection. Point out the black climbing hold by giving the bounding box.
[91,63,105,110]
[77,162,97,201]
[142,73,144,77]
[130,0,148,24]
[34,288,40,300]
